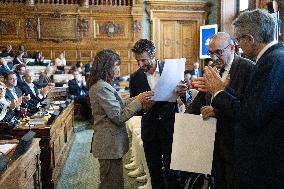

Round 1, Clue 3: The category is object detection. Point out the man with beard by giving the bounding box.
[129,39,189,189]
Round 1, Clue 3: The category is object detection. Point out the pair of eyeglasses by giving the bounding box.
[207,44,231,57]
[234,34,249,43]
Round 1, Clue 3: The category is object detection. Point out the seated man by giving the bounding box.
[0,58,13,76]
[21,71,52,114]
[0,81,21,128]
[0,44,14,58]
[68,70,92,120]
[4,71,30,115]
[15,64,26,88]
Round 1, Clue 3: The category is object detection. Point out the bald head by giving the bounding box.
[209,32,234,50]
[208,32,235,68]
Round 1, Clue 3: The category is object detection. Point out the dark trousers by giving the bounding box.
[75,96,92,120]
[98,158,124,189]
[142,117,182,189]
[212,149,233,189]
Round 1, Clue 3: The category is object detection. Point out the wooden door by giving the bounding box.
[159,20,198,69]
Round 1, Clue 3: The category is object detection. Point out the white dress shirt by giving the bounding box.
[256,41,278,63]
[7,87,19,100]
[146,64,160,90]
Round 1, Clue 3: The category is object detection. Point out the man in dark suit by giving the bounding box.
[68,70,92,120]
[15,64,26,88]
[0,44,14,58]
[4,71,30,114]
[130,39,189,189]
[21,71,52,114]
[0,58,13,76]
[194,9,284,188]
[191,61,202,77]
[187,32,255,189]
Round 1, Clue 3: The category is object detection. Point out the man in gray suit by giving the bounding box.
[187,32,255,189]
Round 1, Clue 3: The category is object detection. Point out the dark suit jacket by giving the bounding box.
[0,51,14,58]
[5,87,23,101]
[187,55,255,170]
[21,82,45,110]
[16,73,25,88]
[129,62,178,141]
[68,79,89,97]
[212,43,284,188]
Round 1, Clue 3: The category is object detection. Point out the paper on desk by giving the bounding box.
[0,143,18,155]
[171,113,217,174]
[152,58,185,102]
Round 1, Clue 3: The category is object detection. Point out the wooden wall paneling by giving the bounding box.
[0,3,144,76]
[146,1,208,70]
[0,15,21,40]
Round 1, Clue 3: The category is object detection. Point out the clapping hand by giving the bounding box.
[137,91,155,111]
[9,97,22,109]
[192,66,230,95]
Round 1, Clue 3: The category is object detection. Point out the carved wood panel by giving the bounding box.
[38,17,79,42]
[0,17,20,39]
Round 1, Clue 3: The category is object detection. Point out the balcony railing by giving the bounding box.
[0,0,133,6]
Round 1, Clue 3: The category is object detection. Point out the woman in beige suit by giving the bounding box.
[88,49,153,189]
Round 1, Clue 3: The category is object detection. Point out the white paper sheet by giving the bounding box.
[171,113,217,174]
[152,58,185,102]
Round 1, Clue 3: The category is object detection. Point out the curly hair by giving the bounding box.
[131,39,156,57]
[88,49,120,88]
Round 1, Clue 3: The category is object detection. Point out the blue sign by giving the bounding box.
[200,24,218,59]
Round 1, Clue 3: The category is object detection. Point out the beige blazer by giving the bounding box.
[89,79,142,159]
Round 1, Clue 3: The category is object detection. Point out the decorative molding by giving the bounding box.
[98,21,124,37]
[78,18,89,37]
[50,10,63,18]
[26,17,38,38]
[38,17,79,42]
[0,19,17,36]
[146,0,209,15]
[133,20,142,33]
[0,19,8,35]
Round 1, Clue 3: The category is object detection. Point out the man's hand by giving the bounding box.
[192,66,230,95]
[23,94,30,101]
[200,106,215,120]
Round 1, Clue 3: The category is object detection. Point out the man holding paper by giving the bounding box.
[129,39,189,189]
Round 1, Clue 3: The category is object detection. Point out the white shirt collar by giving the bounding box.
[224,54,234,71]
[256,41,278,63]
[26,82,34,88]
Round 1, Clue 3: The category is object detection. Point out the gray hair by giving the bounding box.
[210,32,234,46]
[233,9,275,43]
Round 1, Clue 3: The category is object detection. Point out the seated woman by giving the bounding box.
[88,49,153,189]
[13,51,25,65]
[0,81,21,128]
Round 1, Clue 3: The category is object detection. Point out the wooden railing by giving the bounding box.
[0,0,133,6]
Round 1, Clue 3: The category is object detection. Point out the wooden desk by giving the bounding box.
[0,139,41,189]
[12,102,75,189]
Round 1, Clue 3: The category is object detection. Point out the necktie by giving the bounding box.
[219,68,225,78]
